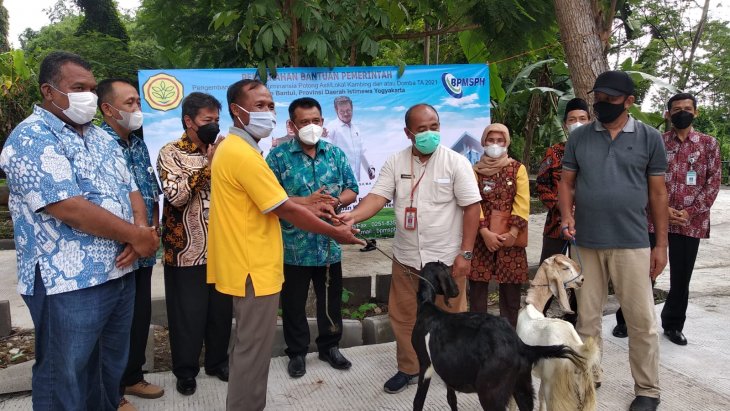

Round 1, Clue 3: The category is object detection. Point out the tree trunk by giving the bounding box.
[677,0,710,91]
[424,22,431,65]
[522,93,541,174]
[285,0,299,67]
[553,0,611,103]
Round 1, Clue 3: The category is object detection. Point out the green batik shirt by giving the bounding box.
[266,139,358,266]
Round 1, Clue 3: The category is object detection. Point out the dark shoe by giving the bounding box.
[176,377,196,396]
[612,323,628,338]
[664,329,687,346]
[288,355,306,378]
[205,364,229,382]
[383,371,418,394]
[629,395,660,411]
[360,239,376,252]
[319,347,352,370]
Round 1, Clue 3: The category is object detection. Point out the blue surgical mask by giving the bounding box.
[411,130,440,155]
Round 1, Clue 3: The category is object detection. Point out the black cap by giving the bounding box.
[563,98,589,122]
[590,71,635,96]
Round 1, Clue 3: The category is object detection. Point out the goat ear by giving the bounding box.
[550,272,573,313]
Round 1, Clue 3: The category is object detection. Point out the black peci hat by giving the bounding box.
[563,98,589,122]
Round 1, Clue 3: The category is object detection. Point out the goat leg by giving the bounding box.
[412,374,431,411]
[446,387,458,411]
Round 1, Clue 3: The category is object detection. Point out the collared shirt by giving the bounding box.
[325,118,367,180]
[157,132,210,267]
[0,105,136,295]
[563,117,667,249]
[536,142,566,239]
[648,129,721,238]
[266,139,358,266]
[101,122,161,267]
[369,145,481,269]
[208,127,289,297]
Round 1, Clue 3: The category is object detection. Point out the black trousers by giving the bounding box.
[164,264,232,379]
[469,280,521,328]
[120,266,153,389]
[539,236,578,318]
[616,233,699,332]
[281,263,343,358]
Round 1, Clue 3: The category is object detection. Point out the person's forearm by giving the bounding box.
[349,193,388,223]
[274,200,340,237]
[649,183,669,248]
[460,202,481,251]
[339,189,357,206]
[130,191,148,226]
[558,173,576,220]
[45,196,140,243]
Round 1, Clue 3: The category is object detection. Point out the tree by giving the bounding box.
[0,0,9,52]
[75,0,129,44]
[552,0,612,102]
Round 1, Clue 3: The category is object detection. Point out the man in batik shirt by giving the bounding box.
[98,78,164,409]
[266,97,359,378]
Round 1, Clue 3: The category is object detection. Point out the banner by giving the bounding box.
[139,64,490,237]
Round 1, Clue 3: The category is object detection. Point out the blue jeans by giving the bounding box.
[23,266,135,411]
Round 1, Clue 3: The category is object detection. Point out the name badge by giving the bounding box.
[686,170,697,186]
[400,174,413,179]
[404,207,417,230]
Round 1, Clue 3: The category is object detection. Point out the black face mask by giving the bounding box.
[593,100,626,124]
[670,111,694,130]
[192,122,220,145]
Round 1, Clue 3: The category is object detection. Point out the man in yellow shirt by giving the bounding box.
[207,79,364,411]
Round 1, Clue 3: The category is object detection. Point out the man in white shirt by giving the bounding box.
[338,103,481,394]
[325,96,375,181]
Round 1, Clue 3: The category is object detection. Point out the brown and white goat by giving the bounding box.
[513,254,600,411]
[412,261,584,411]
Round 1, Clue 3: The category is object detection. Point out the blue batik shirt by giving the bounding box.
[102,122,161,268]
[0,105,138,295]
[266,139,358,266]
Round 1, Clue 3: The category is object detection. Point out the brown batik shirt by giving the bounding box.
[157,132,211,267]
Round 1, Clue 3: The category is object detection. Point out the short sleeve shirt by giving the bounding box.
[562,117,667,248]
[266,139,358,266]
[325,118,363,180]
[102,122,161,267]
[0,105,136,295]
[207,128,289,297]
[369,145,481,268]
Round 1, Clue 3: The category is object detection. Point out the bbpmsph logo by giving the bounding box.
[441,73,463,98]
[143,73,184,111]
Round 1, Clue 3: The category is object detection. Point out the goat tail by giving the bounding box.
[523,343,584,369]
[578,337,600,373]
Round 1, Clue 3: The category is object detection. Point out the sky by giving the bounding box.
[6,0,729,48]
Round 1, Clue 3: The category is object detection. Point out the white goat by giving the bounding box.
[513,254,600,411]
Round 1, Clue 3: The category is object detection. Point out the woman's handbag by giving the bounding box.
[488,210,527,248]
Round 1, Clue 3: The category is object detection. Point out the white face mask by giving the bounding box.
[50,84,98,125]
[235,104,276,139]
[485,144,507,159]
[110,106,143,131]
[567,122,585,133]
[295,123,324,145]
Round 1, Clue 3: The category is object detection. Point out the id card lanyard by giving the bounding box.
[686,155,697,186]
[404,156,429,230]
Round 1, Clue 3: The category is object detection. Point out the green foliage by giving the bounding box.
[74,0,129,44]
[22,15,156,81]
[341,302,378,320]
[0,51,38,147]
[0,0,9,52]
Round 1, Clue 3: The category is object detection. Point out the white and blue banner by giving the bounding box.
[139,64,490,237]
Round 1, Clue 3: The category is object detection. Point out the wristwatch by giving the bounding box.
[461,250,473,260]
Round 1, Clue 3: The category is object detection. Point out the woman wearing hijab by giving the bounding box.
[468,123,530,328]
